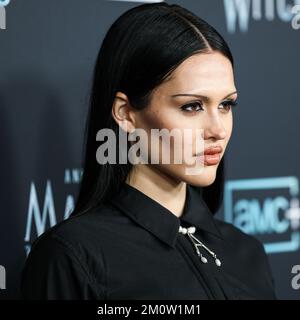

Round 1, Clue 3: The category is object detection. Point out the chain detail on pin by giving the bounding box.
[178,225,221,267]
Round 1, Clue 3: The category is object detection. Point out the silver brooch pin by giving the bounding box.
[179,225,221,267]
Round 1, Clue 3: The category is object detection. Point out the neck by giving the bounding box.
[125,164,187,218]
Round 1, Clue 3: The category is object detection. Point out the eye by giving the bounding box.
[180,102,203,113]
[219,99,238,112]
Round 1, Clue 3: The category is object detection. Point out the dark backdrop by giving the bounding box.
[0,0,299,299]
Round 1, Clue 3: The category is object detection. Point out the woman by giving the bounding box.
[21,2,276,299]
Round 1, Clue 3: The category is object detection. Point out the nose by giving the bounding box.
[203,116,226,141]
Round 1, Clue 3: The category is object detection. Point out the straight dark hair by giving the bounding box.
[71,2,233,217]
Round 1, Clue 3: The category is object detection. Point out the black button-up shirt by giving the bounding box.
[21,182,276,299]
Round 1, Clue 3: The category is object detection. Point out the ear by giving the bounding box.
[111,91,136,134]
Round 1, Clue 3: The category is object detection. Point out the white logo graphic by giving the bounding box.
[224,0,300,33]
[0,0,10,30]
[24,169,82,255]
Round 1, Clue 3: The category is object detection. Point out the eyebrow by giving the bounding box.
[170,91,238,101]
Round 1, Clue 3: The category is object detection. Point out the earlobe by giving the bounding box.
[119,120,135,134]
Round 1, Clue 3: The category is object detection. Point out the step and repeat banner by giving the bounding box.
[0,0,299,299]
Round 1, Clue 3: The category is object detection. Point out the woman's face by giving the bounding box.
[130,51,237,187]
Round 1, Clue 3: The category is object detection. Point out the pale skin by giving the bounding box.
[111,51,238,218]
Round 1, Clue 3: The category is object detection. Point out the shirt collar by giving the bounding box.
[108,182,224,248]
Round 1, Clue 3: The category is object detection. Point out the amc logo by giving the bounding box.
[224,177,300,254]
[0,0,10,30]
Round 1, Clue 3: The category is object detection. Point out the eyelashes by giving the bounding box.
[220,99,238,112]
[180,102,203,112]
[180,99,238,113]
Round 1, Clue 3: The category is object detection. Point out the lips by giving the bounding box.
[195,146,223,165]
[195,145,223,156]
[204,146,223,155]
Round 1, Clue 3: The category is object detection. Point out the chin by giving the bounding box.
[184,165,217,187]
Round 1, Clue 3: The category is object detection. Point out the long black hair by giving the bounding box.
[71,2,233,217]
